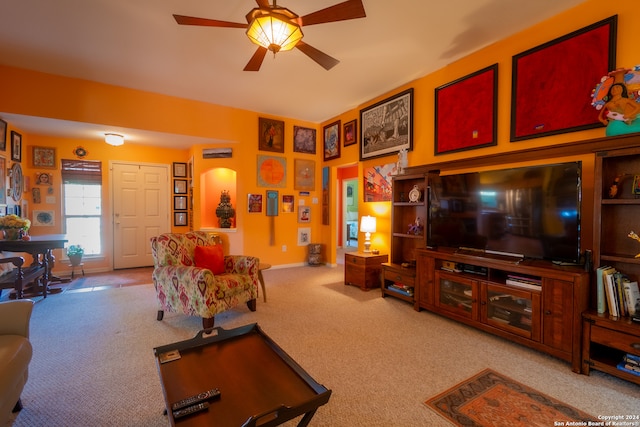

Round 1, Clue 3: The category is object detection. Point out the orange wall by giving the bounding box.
[321,0,638,262]
[0,0,637,269]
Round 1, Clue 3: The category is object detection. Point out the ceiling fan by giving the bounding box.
[173,0,366,71]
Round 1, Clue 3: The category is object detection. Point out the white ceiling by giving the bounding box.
[0,0,587,147]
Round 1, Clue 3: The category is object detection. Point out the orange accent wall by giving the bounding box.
[0,0,636,269]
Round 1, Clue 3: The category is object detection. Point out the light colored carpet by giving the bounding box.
[7,265,640,426]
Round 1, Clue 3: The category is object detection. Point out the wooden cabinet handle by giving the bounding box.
[632,343,640,350]
[481,301,486,305]
[545,310,552,315]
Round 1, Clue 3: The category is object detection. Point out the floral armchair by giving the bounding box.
[150,231,259,329]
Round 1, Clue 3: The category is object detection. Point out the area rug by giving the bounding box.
[426,369,595,427]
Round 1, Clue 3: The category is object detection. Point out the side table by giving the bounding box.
[344,252,388,291]
[258,263,271,303]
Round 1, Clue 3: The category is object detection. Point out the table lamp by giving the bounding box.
[360,215,376,253]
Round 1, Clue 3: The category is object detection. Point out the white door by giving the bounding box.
[112,163,170,269]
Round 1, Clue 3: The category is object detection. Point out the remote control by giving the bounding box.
[172,402,209,419]
[171,388,221,411]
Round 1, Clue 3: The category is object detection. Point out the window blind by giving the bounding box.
[61,159,102,184]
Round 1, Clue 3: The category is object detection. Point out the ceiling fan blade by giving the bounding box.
[300,0,366,26]
[244,46,268,71]
[255,0,270,8]
[295,41,340,70]
[173,14,247,28]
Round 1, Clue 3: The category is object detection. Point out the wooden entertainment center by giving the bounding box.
[385,133,640,381]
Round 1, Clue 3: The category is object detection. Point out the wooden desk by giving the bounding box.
[0,234,68,296]
[154,324,331,426]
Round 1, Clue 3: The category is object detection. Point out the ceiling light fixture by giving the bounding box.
[105,133,124,146]
[245,3,303,55]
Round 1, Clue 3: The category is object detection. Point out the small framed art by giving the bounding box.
[174,179,187,194]
[0,119,7,151]
[174,195,187,210]
[173,162,187,178]
[10,131,22,162]
[259,117,285,153]
[323,120,341,161]
[294,159,315,191]
[282,195,294,213]
[174,211,188,226]
[32,146,57,168]
[248,193,263,213]
[343,120,357,146]
[298,206,311,223]
[293,126,316,154]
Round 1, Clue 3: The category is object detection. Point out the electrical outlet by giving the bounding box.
[282,245,287,252]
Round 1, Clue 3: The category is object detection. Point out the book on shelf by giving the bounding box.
[602,267,619,317]
[614,272,629,317]
[617,360,640,377]
[623,280,640,316]
[388,283,414,296]
[595,265,611,314]
[624,353,640,365]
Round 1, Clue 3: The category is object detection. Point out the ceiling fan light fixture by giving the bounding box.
[105,133,124,146]
[246,11,303,54]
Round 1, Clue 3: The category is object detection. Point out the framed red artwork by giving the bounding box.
[510,15,617,141]
[435,64,498,155]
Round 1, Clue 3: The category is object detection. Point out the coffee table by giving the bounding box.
[153,323,332,426]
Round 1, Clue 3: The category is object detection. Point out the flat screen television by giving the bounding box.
[428,162,582,263]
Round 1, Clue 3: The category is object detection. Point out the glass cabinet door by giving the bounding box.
[482,283,540,340]
[434,271,477,320]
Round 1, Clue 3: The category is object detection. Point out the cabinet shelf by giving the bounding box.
[393,201,427,207]
[600,198,640,205]
[392,233,424,239]
[417,248,587,372]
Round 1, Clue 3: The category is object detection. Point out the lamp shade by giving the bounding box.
[360,215,376,233]
[105,133,124,146]
[246,10,303,53]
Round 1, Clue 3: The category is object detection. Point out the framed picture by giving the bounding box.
[323,120,341,161]
[266,190,278,216]
[633,175,640,196]
[298,206,311,223]
[343,120,357,147]
[174,195,187,210]
[36,173,52,185]
[293,126,316,154]
[32,210,55,226]
[247,193,263,213]
[322,167,330,225]
[257,155,286,188]
[174,211,188,226]
[363,163,395,202]
[435,64,498,155]
[11,131,22,162]
[172,162,187,178]
[0,156,5,205]
[0,119,6,151]
[294,159,315,191]
[258,117,285,153]
[174,179,188,194]
[510,16,617,141]
[297,227,311,246]
[32,146,57,168]
[360,88,413,160]
[282,194,294,213]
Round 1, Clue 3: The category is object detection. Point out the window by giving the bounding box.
[61,160,102,255]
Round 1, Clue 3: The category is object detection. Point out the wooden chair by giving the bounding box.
[0,257,46,299]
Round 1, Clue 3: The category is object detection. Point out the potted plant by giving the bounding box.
[66,245,84,266]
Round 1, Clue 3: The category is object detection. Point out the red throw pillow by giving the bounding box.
[194,245,225,275]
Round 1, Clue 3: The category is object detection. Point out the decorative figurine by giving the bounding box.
[397,148,408,175]
[215,190,235,228]
[408,217,423,236]
[609,174,625,198]
[628,231,640,258]
[592,66,640,136]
